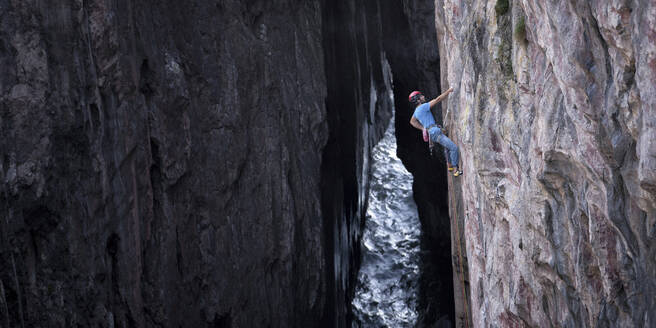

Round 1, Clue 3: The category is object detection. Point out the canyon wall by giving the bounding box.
[0,0,394,326]
[435,0,656,326]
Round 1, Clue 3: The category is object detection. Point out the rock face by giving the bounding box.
[435,0,656,326]
[0,0,394,326]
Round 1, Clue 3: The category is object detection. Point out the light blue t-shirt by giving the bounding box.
[412,103,436,128]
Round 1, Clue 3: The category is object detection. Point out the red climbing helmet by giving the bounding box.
[408,91,422,102]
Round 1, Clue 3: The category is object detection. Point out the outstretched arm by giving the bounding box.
[428,87,454,108]
[410,116,424,131]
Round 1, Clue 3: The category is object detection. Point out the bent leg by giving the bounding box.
[437,134,459,167]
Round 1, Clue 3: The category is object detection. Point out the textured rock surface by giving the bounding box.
[435,0,656,326]
[0,0,394,326]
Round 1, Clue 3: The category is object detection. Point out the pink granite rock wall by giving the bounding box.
[435,0,656,326]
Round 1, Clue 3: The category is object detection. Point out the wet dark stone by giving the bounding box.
[0,0,451,326]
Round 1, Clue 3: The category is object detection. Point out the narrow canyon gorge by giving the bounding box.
[1,0,654,327]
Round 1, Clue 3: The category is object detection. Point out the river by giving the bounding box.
[352,120,421,327]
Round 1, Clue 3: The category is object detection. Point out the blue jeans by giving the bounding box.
[429,126,459,167]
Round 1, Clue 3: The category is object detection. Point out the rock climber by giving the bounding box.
[409,88,463,177]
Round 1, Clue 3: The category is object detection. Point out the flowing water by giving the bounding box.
[352,121,421,327]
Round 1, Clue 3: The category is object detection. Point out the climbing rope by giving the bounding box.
[450,186,470,328]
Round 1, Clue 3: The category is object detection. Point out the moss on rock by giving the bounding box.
[515,15,527,43]
[495,0,510,16]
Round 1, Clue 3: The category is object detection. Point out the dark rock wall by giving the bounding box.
[0,0,394,327]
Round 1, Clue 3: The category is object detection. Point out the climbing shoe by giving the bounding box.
[448,166,454,171]
[453,169,463,177]
[447,163,454,171]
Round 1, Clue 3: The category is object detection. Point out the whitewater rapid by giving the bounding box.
[352,121,421,327]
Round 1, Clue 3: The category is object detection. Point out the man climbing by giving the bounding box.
[409,88,463,177]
